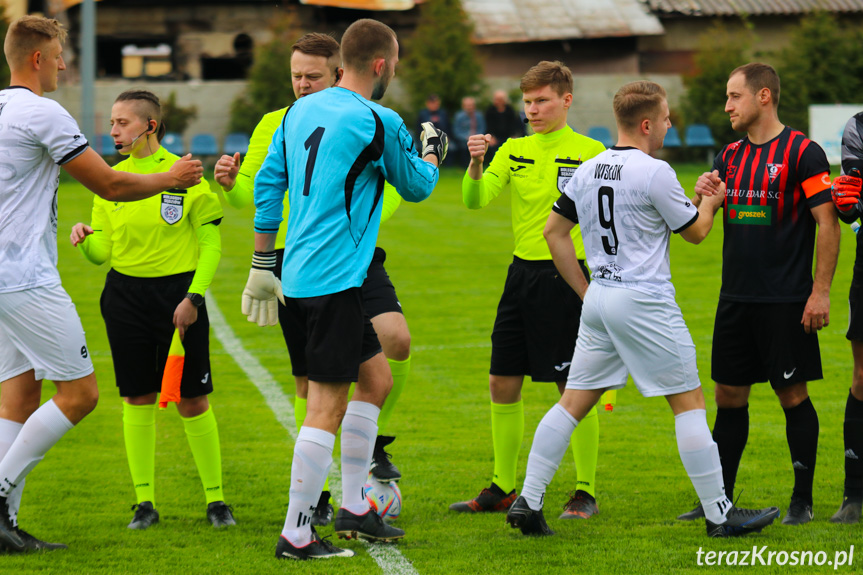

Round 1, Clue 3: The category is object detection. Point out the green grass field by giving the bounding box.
[3,164,861,574]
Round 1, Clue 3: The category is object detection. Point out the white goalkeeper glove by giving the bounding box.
[420,121,449,164]
[241,251,285,327]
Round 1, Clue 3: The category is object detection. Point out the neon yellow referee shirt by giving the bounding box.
[88,146,223,277]
[228,107,402,250]
[463,125,605,260]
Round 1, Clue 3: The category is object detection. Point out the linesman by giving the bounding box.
[70,90,234,530]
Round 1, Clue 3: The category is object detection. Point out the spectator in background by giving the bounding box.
[485,90,525,159]
[417,94,451,147]
[455,96,486,167]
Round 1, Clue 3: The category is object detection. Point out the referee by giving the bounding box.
[450,61,608,519]
[70,90,235,530]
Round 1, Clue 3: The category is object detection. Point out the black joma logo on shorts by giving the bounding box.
[80,346,88,359]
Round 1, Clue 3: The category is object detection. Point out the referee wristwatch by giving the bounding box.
[185,293,205,307]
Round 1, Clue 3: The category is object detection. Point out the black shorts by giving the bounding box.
[281,287,382,382]
[847,270,863,341]
[711,299,822,389]
[100,270,213,399]
[274,247,400,357]
[490,257,589,382]
[362,247,403,318]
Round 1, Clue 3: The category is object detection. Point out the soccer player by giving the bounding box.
[450,61,607,519]
[0,16,202,552]
[678,63,839,526]
[242,19,443,560]
[214,34,409,528]
[506,80,780,538]
[828,112,863,523]
[69,90,234,531]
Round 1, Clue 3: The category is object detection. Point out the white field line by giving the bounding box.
[207,293,418,575]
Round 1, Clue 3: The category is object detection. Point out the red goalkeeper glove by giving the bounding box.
[832,169,862,212]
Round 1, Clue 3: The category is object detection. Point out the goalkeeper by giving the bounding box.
[69,90,234,531]
[450,61,610,519]
[242,19,443,561]
[214,33,411,528]
[829,111,863,524]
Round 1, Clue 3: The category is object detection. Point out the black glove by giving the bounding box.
[420,121,449,164]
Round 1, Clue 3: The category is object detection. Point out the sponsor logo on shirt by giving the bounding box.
[727,205,772,225]
[161,194,184,224]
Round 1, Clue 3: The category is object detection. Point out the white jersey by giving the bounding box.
[555,146,697,296]
[0,87,89,293]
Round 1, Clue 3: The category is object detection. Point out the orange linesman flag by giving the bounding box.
[159,329,184,409]
[600,389,617,412]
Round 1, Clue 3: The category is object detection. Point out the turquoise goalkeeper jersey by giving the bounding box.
[254,87,438,298]
[462,125,605,260]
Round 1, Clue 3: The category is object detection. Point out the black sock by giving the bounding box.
[784,396,819,505]
[712,404,749,501]
[843,390,863,500]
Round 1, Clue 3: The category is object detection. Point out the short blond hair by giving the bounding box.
[5,15,67,69]
[613,81,667,132]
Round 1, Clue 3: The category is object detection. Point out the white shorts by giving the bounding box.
[0,284,94,382]
[566,283,701,397]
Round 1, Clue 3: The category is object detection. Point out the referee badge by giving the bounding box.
[557,166,576,193]
[161,194,184,224]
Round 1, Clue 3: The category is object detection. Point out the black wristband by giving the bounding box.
[252,250,278,270]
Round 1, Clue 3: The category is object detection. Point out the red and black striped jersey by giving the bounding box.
[714,126,831,303]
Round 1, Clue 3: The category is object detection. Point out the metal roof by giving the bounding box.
[645,0,863,16]
[462,0,665,44]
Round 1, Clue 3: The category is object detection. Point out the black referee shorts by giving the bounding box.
[281,287,382,382]
[100,270,213,399]
[490,256,589,382]
[362,247,404,318]
[711,299,822,389]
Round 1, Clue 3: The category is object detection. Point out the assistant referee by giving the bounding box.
[70,90,235,530]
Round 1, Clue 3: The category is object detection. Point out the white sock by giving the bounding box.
[675,409,731,523]
[0,400,73,498]
[281,427,335,546]
[521,404,578,511]
[341,401,380,515]
[0,418,24,526]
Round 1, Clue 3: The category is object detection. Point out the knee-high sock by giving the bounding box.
[378,356,410,435]
[712,404,749,501]
[491,400,523,493]
[843,390,863,499]
[294,396,306,431]
[0,418,24,526]
[182,407,224,504]
[123,403,156,505]
[282,427,334,546]
[0,399,73,498]
[294,396,328,492]
[341,401,380,514]
[521,404,577,511]
[784,397,819,505]
[676,409,731,523]
[571,405,598,497]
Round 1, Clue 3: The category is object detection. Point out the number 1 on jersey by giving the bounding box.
[598,186,619,255]
[303,126,325,196]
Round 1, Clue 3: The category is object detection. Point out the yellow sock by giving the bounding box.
[182,407,224,504]
[571,405,599,497]
[378,356,410,434]
[491,400,524,493]
[123,402,156,505]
